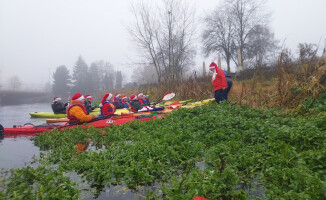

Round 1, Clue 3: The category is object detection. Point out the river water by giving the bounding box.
[0,103,50,170]
[0,103,148,199]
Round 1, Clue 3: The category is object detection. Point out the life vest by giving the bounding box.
[66,102,88,123]
[100,101,116,115]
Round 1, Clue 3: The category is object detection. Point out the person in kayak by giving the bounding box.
[221,71,233,100]
[129,94,142,112]
[51,97,68,114]
[113,94,125,109]
[84,94,96,114]
[100,93,116,116]
[121,95,129,108]
[67,93,98,123]
[129,94,153,112]
[209,62,228,104]
[138,93,150,106]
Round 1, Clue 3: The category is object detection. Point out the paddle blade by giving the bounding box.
[162,92,175,101]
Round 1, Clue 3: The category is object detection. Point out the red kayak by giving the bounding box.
[0,114,164,138]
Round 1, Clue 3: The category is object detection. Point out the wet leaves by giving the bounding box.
[1,102,326,199]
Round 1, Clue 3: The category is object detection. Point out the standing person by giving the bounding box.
[51,97,69,114]
[221,72,233,100]
[66,93,98,124]
[100,93,116,116]
[121,95,129,108]
[84,95,95,114]
[209,62,228,104]
[113,94,124,109]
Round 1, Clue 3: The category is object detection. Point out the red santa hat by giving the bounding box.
[99,93,113,107]
[84,95,92,99]
[53,97,62,102]
[138,93,144,98]
[130,94,137,101]
[72,93,84,101]
[209,62,218,70]
[122,95,127,99]
[114,94,121,98]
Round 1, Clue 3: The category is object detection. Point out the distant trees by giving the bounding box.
[52,65,71,97]
[202,0,278,70]
[44,82,51,93]
[202,5,235,73]
[115,71,123,89]
[52,57,121,95]
[92,60,115,90]
[9,76,22,90]
[129,0,197,83]
[246,25,279,68]
[132,65,158,85]
[89,62,101,92]
[71,56,89,94]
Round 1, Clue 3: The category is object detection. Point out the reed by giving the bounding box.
[96,49,326,109]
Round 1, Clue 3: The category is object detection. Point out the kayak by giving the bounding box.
[29,108,130,118]
[0,114,164,138]
[156,99,193,107]
[45,107,169,123]
[28,98,213,118]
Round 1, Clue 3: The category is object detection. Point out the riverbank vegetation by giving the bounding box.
[1,0,326,199]
[1,102,326,199]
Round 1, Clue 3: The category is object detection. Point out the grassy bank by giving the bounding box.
[1,103,325,199]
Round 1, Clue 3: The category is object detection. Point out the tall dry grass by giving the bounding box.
[233,49,326,108]
[96,48,326,109]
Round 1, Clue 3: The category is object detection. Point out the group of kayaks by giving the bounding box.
[0,98,215,138]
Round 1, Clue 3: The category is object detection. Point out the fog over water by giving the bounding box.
[0,0,325,90]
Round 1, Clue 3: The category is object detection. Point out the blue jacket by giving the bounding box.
[114,98,125,109]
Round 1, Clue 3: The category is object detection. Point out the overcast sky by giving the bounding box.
[0,0,326,90]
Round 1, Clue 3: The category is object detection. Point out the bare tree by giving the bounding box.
[132,65,158,85]
[115,71,123,89]
[92,60,115,90]
[202,5,236,73]
[9,76,22,90]
[246,25,279,68]
[129,0,197,84]
[227,0,271,68]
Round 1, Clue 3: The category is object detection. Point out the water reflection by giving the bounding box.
[0,103,50,170]
[0,103,156,199]
[0,137,40,170]
[0,103,51,127]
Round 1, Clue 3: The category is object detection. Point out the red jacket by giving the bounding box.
[101,102,116,116]
[212,66,228,91]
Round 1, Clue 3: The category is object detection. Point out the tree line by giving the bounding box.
[130,0,279,84]
[52,56,123,97]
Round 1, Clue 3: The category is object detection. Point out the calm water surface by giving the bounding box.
[0,103,50,170]
[0,103,148,199]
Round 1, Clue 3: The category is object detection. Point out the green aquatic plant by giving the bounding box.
[1,102,326,199]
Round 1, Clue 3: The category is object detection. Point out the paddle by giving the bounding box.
[66,96,71,107]
[153,92,175,105]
